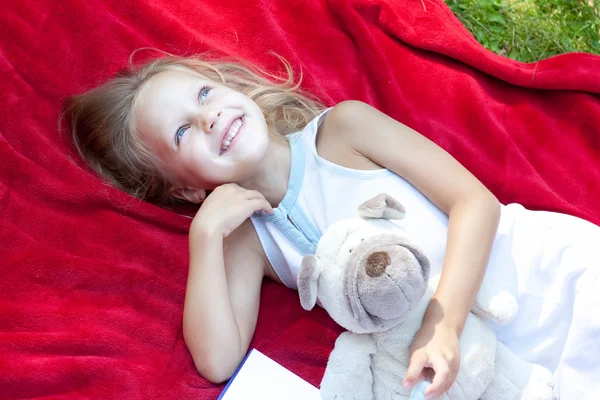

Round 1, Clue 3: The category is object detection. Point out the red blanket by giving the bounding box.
[1,0,599,398]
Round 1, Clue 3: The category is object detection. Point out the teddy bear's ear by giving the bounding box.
[357,193,406,220]
[297,254,321,311]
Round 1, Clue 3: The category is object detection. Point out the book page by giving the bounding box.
[218,349,321,400]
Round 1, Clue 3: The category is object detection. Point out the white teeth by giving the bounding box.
[220,118,243,153]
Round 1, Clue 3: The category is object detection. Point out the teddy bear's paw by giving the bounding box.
[488,290,518,324]
[520,364,554,400]
[520,382,554,400]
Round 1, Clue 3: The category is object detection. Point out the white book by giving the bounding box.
[218,349,321,400]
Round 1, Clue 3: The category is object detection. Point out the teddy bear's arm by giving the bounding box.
[471,278,518,325]
[320,332,376,400]
[427,273,517,325]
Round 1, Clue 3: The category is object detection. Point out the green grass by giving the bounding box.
[445,0,600,62]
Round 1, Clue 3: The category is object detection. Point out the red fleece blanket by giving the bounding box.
[1,0,599,398]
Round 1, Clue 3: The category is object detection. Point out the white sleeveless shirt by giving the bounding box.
[250,108,600,398]
[251,108,449,289]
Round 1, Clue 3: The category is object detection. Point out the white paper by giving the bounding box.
[218,349,321,400]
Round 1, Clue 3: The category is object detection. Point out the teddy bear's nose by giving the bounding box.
[365,251,391,277]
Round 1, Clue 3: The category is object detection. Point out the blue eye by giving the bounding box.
[175,126,189,145]
[199,86,211,104]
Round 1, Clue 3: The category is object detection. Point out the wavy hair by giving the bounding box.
[60,51,325,205]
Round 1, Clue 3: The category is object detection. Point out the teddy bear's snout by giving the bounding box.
[344,237,430,331]
[365,252,391,277]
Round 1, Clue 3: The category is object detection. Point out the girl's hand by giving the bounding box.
[403,318,460,399]
[190,183,273,238]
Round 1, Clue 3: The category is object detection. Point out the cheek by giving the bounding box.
[247,131,269,155]
[175,145,213,183]
[238,119,269,158]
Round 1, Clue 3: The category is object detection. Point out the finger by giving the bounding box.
[244,191,273,214]
[262,201,274,214]
[424,358,451,398]
[244,189,267,200]
[404,352,428,388]
[248,198,273,214]
[222,183,243,192]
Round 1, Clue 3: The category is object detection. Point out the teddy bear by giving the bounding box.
[297,193,555,400]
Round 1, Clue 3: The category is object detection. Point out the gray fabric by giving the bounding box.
[357,193,406,220]
[298,254,319,310]
[343,233,430,331]
[398,243,431,281]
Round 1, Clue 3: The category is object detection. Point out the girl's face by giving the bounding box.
[135,68,270,192]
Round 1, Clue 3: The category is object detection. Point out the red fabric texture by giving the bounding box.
[1,0,599,398]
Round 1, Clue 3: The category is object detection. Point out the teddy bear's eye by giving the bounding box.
[349,248,353,253]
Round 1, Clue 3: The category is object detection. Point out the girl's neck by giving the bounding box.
[240,134,291,208]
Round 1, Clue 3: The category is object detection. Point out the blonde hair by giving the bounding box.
[60,51,326,205]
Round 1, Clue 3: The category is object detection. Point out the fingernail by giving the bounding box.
[403,380,411,388]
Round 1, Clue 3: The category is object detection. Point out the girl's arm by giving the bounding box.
[320,101,501,398]
[183,184,273,383]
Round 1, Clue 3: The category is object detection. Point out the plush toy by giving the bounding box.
[297,194,555,400]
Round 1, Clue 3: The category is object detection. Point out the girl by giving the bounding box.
[62,54,599,399]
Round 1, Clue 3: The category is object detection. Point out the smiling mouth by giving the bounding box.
[220,117,244,155]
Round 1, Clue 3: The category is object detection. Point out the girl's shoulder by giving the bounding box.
[314,101,383,171]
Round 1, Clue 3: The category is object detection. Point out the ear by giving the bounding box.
[357,193,406,220]
[170,186,207,204]
[297,255,321,311]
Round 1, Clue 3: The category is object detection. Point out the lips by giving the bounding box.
[219,116,244,155]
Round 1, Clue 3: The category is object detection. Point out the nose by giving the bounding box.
[365,252,391,277]
[201,110,221,133]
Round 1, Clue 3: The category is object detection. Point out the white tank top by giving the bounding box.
[250,108,600,395]
[251,108,450,288]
